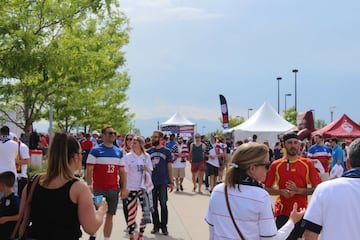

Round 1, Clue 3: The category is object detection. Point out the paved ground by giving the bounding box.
[80,164,210,240]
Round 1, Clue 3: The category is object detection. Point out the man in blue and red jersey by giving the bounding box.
[307,134,332,181]
[86,126,128,240]
[264,132,322,240]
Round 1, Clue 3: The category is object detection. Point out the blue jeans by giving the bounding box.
[151,184,168,230]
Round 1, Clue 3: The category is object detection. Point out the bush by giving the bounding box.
[27,161,47,178]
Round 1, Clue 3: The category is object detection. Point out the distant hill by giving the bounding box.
[32,118,222,137]
[134,117,222,137]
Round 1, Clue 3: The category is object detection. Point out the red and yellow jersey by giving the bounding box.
[264,157,322,216]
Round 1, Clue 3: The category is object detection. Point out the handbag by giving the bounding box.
[10,174,41,240]
[224,184,245,240]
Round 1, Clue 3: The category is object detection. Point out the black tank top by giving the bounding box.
[28,179,82,240]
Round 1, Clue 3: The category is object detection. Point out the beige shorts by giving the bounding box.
[173,168,185,178]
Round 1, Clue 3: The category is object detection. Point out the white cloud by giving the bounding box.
[120,0,222,23]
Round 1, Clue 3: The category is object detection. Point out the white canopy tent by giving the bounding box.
[225,102,295,147]
[160,112,196,139]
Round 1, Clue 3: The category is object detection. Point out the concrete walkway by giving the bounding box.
[81,164,210,240]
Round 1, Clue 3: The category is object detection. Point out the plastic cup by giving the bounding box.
[92,195,103,204]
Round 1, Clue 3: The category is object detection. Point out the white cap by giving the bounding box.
[9,132,18,140]
[92,130,99,136]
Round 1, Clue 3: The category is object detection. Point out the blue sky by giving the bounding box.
[31,1,359,136]
[120,0,360,137]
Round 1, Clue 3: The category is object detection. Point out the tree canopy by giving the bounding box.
[0,0,132,135]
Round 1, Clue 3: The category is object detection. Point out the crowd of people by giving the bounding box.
[0,124,359,240]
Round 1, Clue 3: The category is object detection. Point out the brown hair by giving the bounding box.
[0,171,15,187]
[153,130,164,139]
[225,143,268,189]
[43,133,80,186]
[133,136,147,155]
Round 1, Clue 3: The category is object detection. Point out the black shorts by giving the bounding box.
[206,163,219,176]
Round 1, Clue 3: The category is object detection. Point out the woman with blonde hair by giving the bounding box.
[205,143,305,240]
[124,136,153,240]
[19,132,107,240]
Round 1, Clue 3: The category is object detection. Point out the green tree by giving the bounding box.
[283,106,297,125]
[315,119,327,129]
[0,0,132,136]
[219,115,245,129]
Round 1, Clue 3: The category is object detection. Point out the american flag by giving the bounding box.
[180,125,194,134]
[161,125,180,133]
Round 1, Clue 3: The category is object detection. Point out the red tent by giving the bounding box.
[311,114,360,139]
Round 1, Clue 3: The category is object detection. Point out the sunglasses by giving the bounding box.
[126,138,133,141]
[255,162,271,170]
[106,132,116,135]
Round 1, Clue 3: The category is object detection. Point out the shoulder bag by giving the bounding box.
[10,174,41,240]
[224,184,245,240]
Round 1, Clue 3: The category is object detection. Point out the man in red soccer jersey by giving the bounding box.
[264,132,322,240]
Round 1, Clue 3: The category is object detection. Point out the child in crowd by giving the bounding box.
[0,171,20,239]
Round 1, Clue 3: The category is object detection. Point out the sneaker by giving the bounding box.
[180,184,184,191]
[176,187,179,192]
[151,228,159,234]
[89,237,96,240]
[162,228,169,235]
[136,233,144,240]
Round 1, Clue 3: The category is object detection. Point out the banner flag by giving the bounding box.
[219,94,229,129]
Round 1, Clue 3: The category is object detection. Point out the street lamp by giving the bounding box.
[247,108,253,119]
[330,106,336,122]
[292,69,298,112]
[284,93,292,112]
[277,77,282,114]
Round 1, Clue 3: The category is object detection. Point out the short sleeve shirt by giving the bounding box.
[87,144,124,190]
[264,157,322,216]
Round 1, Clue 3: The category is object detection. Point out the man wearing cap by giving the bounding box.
[264,132,322,240]
[91,130,100,146]
[307,134,332,181]
[189,133,206,193]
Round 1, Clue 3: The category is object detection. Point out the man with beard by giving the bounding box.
[264,132,321,240]
[147,130,174,236]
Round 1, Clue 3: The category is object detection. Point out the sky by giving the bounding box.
[32,1,360,136]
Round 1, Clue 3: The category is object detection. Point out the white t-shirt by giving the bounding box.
[329,164,344,179]
[206,183,286,239]
[206,145,222,168]
[0,139,18,176]
[303,177,360,240]
[124,151,153,191]
[18,142,30,178]
[172,144,187,169]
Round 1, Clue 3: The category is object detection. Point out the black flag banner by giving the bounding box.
[219,94,229,129]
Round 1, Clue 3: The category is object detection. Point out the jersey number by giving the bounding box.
[107,164,115,173]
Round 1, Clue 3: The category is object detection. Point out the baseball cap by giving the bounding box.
[9,132,18,140]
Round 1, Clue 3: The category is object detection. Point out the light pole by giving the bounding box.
[292,69,298,112]
[284,93,292,112]
[247,108,253,119]
[277,77,282,114]
[330,106,336,122]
